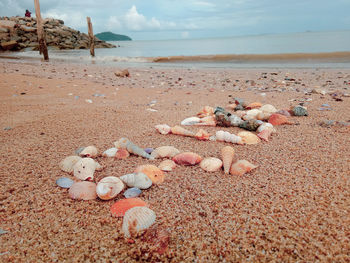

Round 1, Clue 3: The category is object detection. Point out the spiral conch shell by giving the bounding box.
[155,124,171,135]
[135,165,165,185]
[237,131,260,145]
[230,160,258,176]
[170,126,195,137]
[122,206,156,238]
[158,160,176,172]
[59,155,82,173]
[68,181,97,200]
[79,146,98,158]
[221,146,235,174]
[200,157,223,172]
[150,146,180,159]
[114,138,154,160]
[96,176,124,200]
[216,130,243,145]
[120,172,152,189]
[73,157,101,181]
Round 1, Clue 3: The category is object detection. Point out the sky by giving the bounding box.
[0,0,349,40]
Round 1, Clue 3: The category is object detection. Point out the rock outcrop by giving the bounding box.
[0,16,116,51]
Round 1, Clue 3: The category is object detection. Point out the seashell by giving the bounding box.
[79,145,98,158]
[124,187,142,198]
[59,155,82,173]
[120,172,153,190]
[221,146,235,174]
[151,146,180,159]
[144,148,154,154]
[122,206,156,238]
[114,138,154,160]
[257,123,276,134]
[196,115,216,126]
[245,102,262,109]
[102,147,118,158]
[195,129,210,140]
[155,124,171,135]
[237,131,260,145]
[181,116,201,126]
[276,109,291,117]
[115,149,130,159]
[260,104,277,114]
[56,177,74,188]
[214,109,231,127]
[292,106,308,116]
[75,147,85,155]
[229,115,243,127]
[68,181,97,200]
[257,129,273,142]
[197,106,214,118]
[135,165,165,185]
[230,160,258,176]
[200,157,223,172]
[173,152,202,166]
[244,109,262,119]
[158,159,176,172]
[239,119,260,131]
[73,157,98,181]
[216,130,243,145]
[96,176,124,200]
[110,198,148,217]
[170,125,195,137]
[256,111,272,121]
[234,110,246,118]
[268,113,292,125]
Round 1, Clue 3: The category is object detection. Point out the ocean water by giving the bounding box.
[11,30,350,68]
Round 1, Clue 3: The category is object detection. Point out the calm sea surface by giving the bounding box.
[12,30,350,68]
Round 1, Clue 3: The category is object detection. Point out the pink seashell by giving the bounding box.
[122,206,156,238]
[173,152,202,166]
[230,160,258,176]
[158,160,176,172]
[68,181,97,200]
[199,157,223,172]
[96,176,124,200]
[155,124,171,135]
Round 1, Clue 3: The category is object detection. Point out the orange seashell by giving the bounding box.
[170,125,195,137]
[135,164,165,184]
[246,102,262,110]
[158,159,176,172]
[196,115,216,126]
[173,152,202,166]
[68,181,97,200]
[230,160,258,176]
[268,113,292,126]
[237,131,260,145]
[115,149,130,159]
[110,198,148,217]
[257,129,273,142]
[197,106,214,118]
[195,129,210,140]
[221,146,235,174]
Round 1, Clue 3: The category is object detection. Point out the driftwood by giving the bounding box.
[86,17,95,57]
[34,0,49,61]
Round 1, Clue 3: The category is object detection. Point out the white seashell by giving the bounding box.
[257,123,276,133]
[223,131,232,142]
[122,206,156,238]
[120,172,152,190]
[244,109,262,120]
[151,146,180,159]
[102,147,118,157]
[155,124,171,135]
[260,104,277,114]
[181,116,201,126]
[73,157,97,181]
[200,157,223,172]
[216,130,243,144]
[79,146,98,158]
[59,155,82,173]
[216,130,225,141]
[96,176,124,200]
[158,159,176,171]
[256,111,272,121]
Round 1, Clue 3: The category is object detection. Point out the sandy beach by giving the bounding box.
[0,59,349,262]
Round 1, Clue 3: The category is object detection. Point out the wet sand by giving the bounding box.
[0,59,349,262]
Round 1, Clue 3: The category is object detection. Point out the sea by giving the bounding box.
[7,30,350,68]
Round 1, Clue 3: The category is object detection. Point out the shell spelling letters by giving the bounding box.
[221,146,235,174]
[114,138,154,160]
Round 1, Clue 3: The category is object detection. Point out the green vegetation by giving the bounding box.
[95,32,132,41]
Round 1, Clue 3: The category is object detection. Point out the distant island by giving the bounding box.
[95,32,132,41]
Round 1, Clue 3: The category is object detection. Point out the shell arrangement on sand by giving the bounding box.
[181,117,200,126]
[79,146,98,158]
[170,125,195,137]
[230,160,258,176]
[158,159,176,172]
[221,146,235,174]
[122,206,156,238]
[102,148,118,158]
[135,165,165,185]
[110,198,148,217]
[59,155,82,173]
[151,146,180,159]
[155,124,171,135]
[96,176,125,200]
[68,181,97,200]
[216,130,243,145]
[120,172,153,190]
[237,131,260,145]
[173,152,202,166]
[73,157,100,181]
[114,138,154,160]
[200,157,223,172]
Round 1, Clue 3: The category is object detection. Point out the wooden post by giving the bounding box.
[34,0,49,61]
[87,17,95,57]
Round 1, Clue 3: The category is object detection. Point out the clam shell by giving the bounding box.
[221,146,235,174]
[230,160,258,176]
[96,176,124,200]
[268,113,291,126]
[124,187,142,198]
[195,129,210,140]
[79,145,98,158]
[171,125,195,137]
[151,146,180,159]
[115,149,130,159]
[135,165,165,185]
[102,147,118,158]
[158,159,176,172]
[181,116,201,126]
[173,152,202,166]
[110,198,148,217]
[155,124,171,135]
[122,206,156,238]
[68,181,97,200]
[56,177,74,188]
[73,157,97,181]
[120,172,152,189]
[237,131,260,145]
[59,155,82,173]
[200,157,223,172]
[260,104,277,114]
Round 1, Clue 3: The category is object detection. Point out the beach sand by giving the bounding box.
[0,59,349,262]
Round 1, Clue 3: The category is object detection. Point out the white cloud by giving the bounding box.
[107,16,122,31]
[42,9,86,29]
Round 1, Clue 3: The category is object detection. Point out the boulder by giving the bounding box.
[0,20,16,31]
[0,40,18,50]
[20,25,37,32]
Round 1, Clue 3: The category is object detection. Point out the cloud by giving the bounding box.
[42,9,86,29]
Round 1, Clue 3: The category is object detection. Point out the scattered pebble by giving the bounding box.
[124,187,142,198]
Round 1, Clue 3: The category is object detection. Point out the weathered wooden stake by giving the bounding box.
[34,0,49,61]
[87,17,95,57]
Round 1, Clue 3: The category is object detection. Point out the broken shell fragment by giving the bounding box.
[200,157,223,172]
[56,177,74,188]
[79,145,98,158]
[221,146,235,174]
[59,155,82,173]
[122,206,156,238]
[173,152,202,166]
[151,146,180,159]
[170,125,195,137]
[102,148,118,158]
[96,176,124,200]
[73,157,99,181]
[195,129,210,140]
[135,165,165,185]
[110,198,148,217]
[120,172,153,190]
[230,160,258,176]
[237,131,260,145]
[155,124,171,135]
[158,159,176,172]
[68,181,97,200]
[181,117,201,126]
